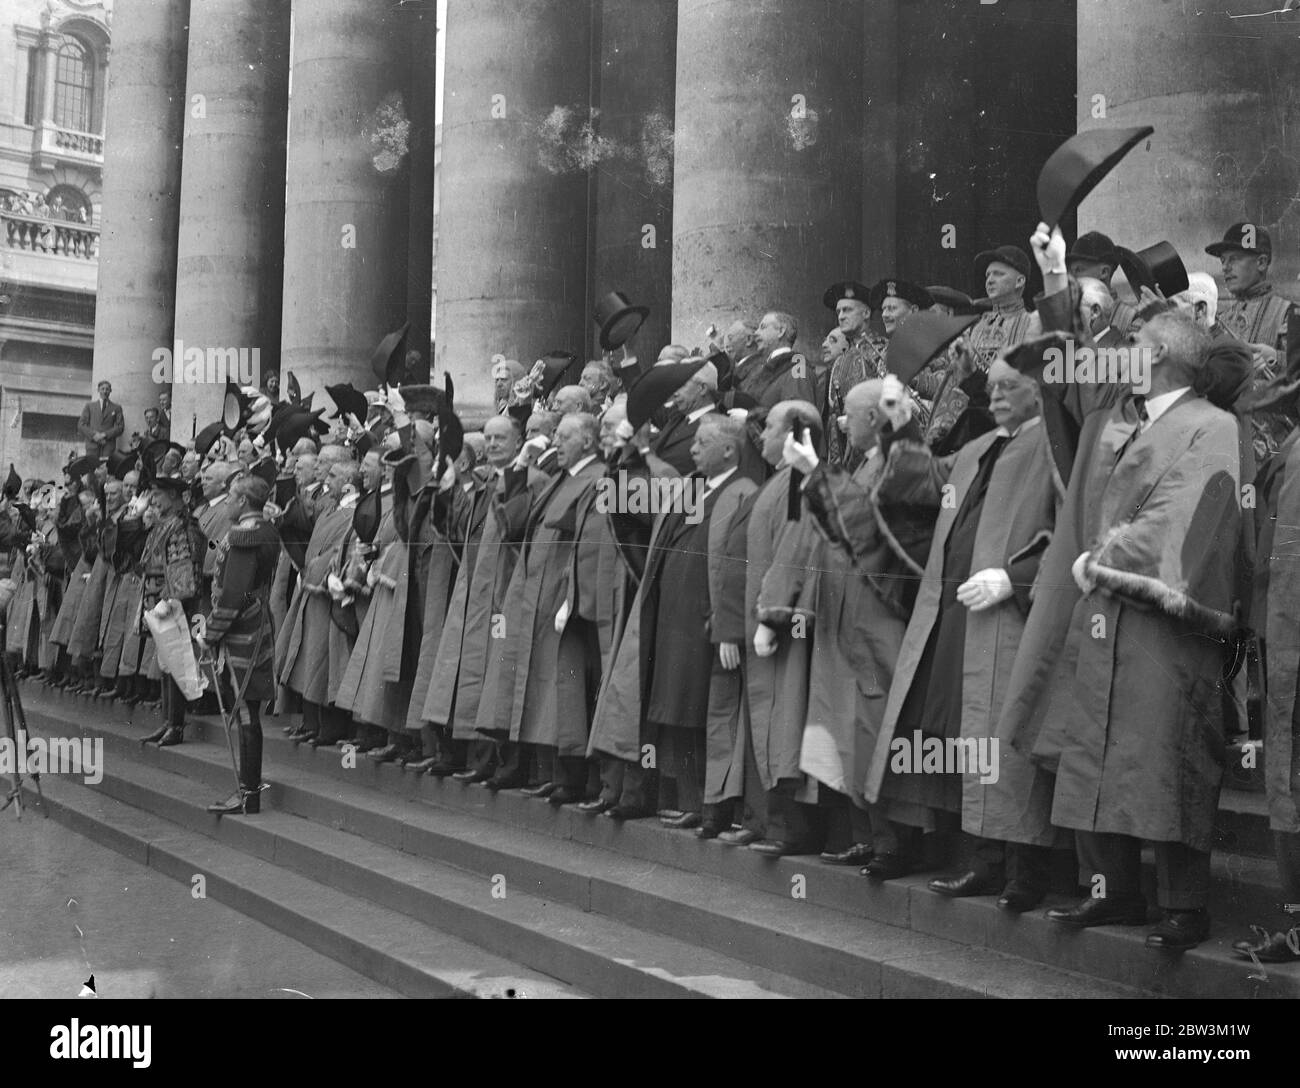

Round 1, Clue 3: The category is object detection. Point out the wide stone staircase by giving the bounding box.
[16,686,1297,999]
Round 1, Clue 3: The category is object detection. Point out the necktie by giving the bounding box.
[1114,396,1148,464]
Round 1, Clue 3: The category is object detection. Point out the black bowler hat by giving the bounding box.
[593,291,650,352]
[326,383,370,427]
[1037,125,1154,229]
[885,312,980,385]
[974,246,1031,290]
[1119,241,1189,299]
[626,359,707,431]
[370,321,411,386]
[822,280,872,310]
[1206,222,1273,258]
[104,450,135,480]
[1067,231,1122,270]
[868,279,933,312]
[926,285,980,316]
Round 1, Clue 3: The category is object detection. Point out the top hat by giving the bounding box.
[625,359,707,431]
[104,450,135,480]
[370,322,411,386]
[1118,241,1189,299]
[65,454,97,480]
[868,279,934,312]
[537,350,584,400]
[885,312,980,385]
[822,280,872,310]
[1206,222,1273,259]
[326,383,370,428]
[593,291,650,352]
[1037,125,1154,229]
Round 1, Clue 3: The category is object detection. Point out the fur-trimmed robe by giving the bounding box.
[1012,393,1242,852]
[868,418,1063,844]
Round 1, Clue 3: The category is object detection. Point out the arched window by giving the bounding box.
[54,37,92,132]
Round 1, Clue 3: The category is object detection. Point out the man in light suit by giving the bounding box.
[78,381,124,458]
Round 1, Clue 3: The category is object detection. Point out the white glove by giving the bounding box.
[386,387,407,416]
[879,375,913,429]
[614,420,635,444]
[783,430,819,474]
[1031,221,1068,275]
[555,598,570,634]
[1071,552,1096,595]
[956,568,1013,612]
[515,435,549,468]
[753,623,778,658]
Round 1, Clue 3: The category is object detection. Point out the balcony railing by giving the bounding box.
[34,123,105,169]
[53,127,104,156]
[1,210,99,260]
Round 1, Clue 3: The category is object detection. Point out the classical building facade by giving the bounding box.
[0,0,109,481]
[50,0,1300,435]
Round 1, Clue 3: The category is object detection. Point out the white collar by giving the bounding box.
[207,493,227,507]
[704,466,738,492]
[1143,387,1190,428]
[380,481,393,496]
[338,491,361,510]
[993,415,1043,440]
[686,405,714,425]
[1092,325,1112,342]
[568,453,598,477]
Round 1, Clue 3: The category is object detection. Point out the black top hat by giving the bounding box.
[104,449,135,480]
[593,291,650,352]
[925,285,979,316]
[626,359,707,431]
[274,408,329,453]
[886,312,980,385]
[538,351,584,400]
[974,246,1031,280]
[1118,241,1189,299]
[868,279,934,311]
[1067,231,1122,269]
[2,464,19,499]
[1037,126,1154,229]
[1005,332,1073,382]
[222,380,251,434]
[326,383,370,427]
[1206,222,1273,258]
[65,454,97,480]
[370,322,411,386]
[195,421,227,459]
[822,281,872,310]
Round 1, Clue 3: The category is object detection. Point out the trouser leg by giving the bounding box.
[553,755,589,792]
[1074,830,1143,902]
[765,779,820,849]
[598,756,624,805]
[1005,842,1053,895]
[466,738,497,776]
[740,724,767,835]
[237,702,263,793]
[617,757,658,813]
[1154,841,1211,912]
[660,725,705,816]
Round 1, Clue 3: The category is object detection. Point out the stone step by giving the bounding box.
[25,773,583,1000]
[24,690,1299,999]
[43,707,1148,999]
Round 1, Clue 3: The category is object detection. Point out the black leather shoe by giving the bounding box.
[820,843,875,866]
[207,790,260,816]
[156,727,184,747]
[928,869,1003,898]
[1145,910,1211,952]
[485,774,527,792]
[548,786,584,806]
[576,798,613,814]
[861,852,912,881]
[367,744,402,763]
[696,823,721,840]
[717,828,760,846]
[997,886,1046,914]
[605,805,653,820]
[1047,897,1148,928]
[661,812,701,830]
[521,781,555,798]
[453,770,491,784]
[1232,928,1300,963]
[750,839,805,857]
[402,757,438,774]
[425,762,462,778]
[140,725,169,745]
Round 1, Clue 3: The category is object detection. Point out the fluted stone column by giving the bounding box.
[402,3,438,379]
[436,0,594,423]
[171,0,290,438]
[1078,0,1300,299]
[591,0,676,358]
[280,0,412,411]
[671,0,864,356]
[90,0,189,434]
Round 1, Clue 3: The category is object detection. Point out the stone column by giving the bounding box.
[90,1,189,434]
[1078,0,1300,299]
[171,0,290,438]
[590,0,676,358]
[436,0,594,423]
[401,2,438,380]
[279,0,412,411]
[670,0,864,356]
[40,31,59,124]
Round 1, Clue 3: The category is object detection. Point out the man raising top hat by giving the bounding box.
[1067,231,1138,337]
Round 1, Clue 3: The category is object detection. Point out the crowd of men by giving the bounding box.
[2,215,1297,968]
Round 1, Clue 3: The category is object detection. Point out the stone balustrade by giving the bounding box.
[1,210,100,260]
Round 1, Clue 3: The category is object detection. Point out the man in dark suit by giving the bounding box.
[78,381,124,458]
[647,360,721,476]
